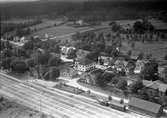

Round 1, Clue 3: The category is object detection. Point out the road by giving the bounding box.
[0,73,140,118]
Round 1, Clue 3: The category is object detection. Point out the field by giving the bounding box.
[31,21,110,40]
[0,19,34,24]
[0,96,53,118]
[121,41,167,60]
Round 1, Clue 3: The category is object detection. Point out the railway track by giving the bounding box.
[0,73,132,118]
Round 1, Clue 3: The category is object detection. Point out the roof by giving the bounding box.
[78,58,95,65]
[143,80,167,93]
[129,97,162,114]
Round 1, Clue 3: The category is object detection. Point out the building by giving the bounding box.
[75,20,84,26]
[74,58,96,73]
[98,52,114,66]
[128,97,163,117]
[61,46,76,56]
[125,61,136,75]
[114,59,128,72]
[134,60,149,74]
[142,80,167,97]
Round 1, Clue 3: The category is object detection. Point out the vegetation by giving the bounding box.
[140,60,158,81]
[133,19,154,34]
[11,60,29,73]
[0,20,42,37]
[0,1,166,21]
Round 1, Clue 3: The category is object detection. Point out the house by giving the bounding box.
[134,60,149,74]
[74,58,96,73]
[114,59,128,72]
[61,46,76,56]
[98,52,114,66]
[59,63,78,78]
[75,20,84,26]
[128,97,163,117]
[142,80,167,97]
[125,61,136,75]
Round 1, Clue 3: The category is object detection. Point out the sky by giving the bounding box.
[0,0,39,2]
[0,0,162,2]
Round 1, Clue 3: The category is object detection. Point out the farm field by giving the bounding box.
[31,21,111,39]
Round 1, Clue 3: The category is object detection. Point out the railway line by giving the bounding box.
[0,73,133,118]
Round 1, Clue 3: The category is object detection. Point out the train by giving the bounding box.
[96,98,127,112]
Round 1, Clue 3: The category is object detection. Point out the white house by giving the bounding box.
[134,60,149,74]
[61,46,76,56]
[74,58,96,73]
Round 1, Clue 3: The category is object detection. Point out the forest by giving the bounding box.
[0,1,167,21]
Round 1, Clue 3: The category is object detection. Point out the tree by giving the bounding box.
[133,21,145,34]
[127,50,132,57]
[1,57,12,70]
[95,71,113,87]
[86,51,99,62]
[11,60,29,73]
[48,56,61,67]
[35,52,51,65]
[164,55,167,60]
[138,52,144,60]
[145,53,152,60]
[110,22,122,32]
[160,96,167,107]
[133,20,154,34]
[2,49,13,57]
[67,49,76,59]
[117,79,127,90]
[140,60,158,81]
[23,40,34,50]
[26,58,35,68]
[131,42,135,49]
[129,78,143,93]
[43,67,60,81]
[160,68,167,84]
[111,76,120,85]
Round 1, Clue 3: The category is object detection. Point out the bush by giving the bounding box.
[11,60,29,73]
[48,56,61,67]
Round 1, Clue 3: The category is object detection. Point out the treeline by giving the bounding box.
[0,1,166,21]
[0,20,42,37]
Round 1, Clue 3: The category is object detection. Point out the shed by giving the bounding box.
[128,97,163,117]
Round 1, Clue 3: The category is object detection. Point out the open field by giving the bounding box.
[31,21,110,40]
[0,19,34,24]
[121,41,167,60]
[0,96,52,118]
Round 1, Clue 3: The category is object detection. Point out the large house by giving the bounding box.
[74,58,96,73]
[142,80,167,97]
[128,97,163,117]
